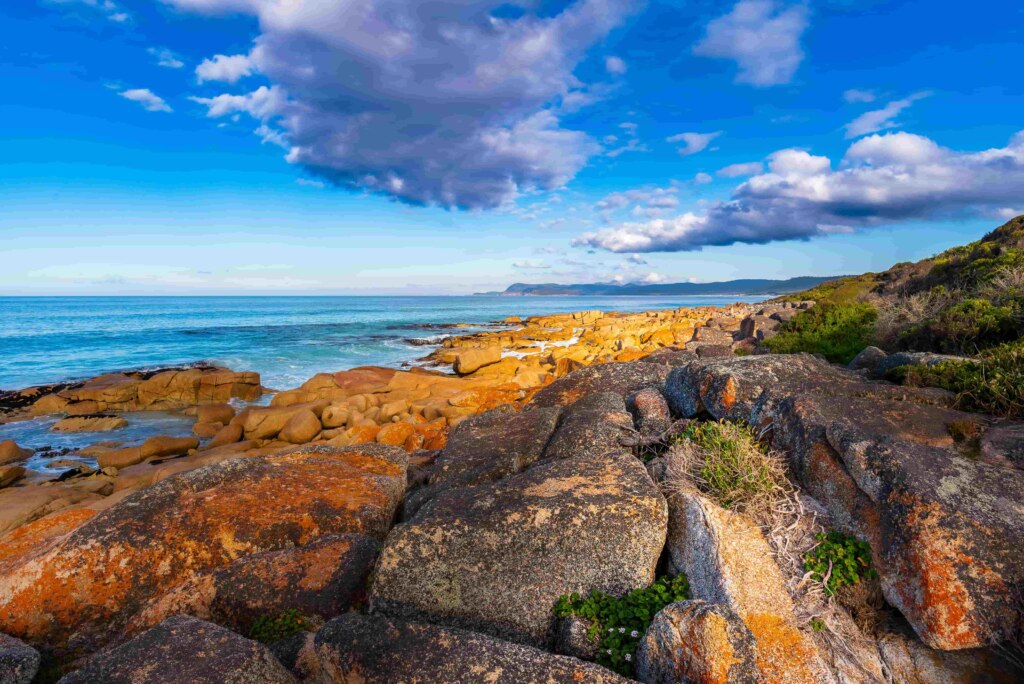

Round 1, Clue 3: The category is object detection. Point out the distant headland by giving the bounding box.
[476,275,847,297]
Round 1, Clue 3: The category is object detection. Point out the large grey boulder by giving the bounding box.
[542,392,633,461]
[58,615,296,684]
[312,613,630,683]
[530,361,670,408]
[370,452,667,647]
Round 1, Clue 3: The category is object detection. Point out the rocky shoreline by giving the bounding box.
[0,298,1022,683]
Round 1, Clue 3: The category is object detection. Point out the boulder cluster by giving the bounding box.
[0,302,1022,683]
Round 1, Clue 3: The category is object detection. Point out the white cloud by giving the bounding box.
[843,88,876,103]
[641,271,668,283]
[627,254,647,264]
[295,178,325,188]
[148,47,185,69]
[513,260,552,269]
[667,131,721,157]
[53,0,130,23]
[717,161,764,177]
[595,186,679,217]
[118,88,172,113]
[844,92,929,139]
[693,0,808,87]
[605,56,627,75]
[693,172,714,184]
[196,54,253,84]
[574,131,1024,253]
[174,0,640,210]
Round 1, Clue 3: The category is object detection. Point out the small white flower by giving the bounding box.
[606,649,613,655]
[630,630,639,638]
[624,654,632,662]
[618,627,626,633]
[608,627,614,633]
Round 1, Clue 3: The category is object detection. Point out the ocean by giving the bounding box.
[0,295,767,391]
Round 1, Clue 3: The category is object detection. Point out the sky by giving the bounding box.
[2,0,1023,295]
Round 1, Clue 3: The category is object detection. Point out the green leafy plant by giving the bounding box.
[249,608,310,644]
[898,298,1020,354]
[809,617,827,632]
[803,531,875,596]
[553,574,690,676]
[902,340,1024,418]
[764,301,878,364]
[672,421,787,516]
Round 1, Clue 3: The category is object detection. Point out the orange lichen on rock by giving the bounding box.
[744,613,820,684]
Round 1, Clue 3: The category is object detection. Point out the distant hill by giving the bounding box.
[481,275,846,297]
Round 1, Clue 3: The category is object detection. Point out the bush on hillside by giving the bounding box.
[901,339,1024,417]
[763,301,878,364]
[897,298,1021,354]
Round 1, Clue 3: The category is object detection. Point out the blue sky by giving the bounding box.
[2,0,1023,295]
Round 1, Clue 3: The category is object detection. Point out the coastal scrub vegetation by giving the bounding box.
[667,421,788,519]
[553,574,690,676]
[900,340,1024,418]
[764,300,878,364]
[803,531,876,596]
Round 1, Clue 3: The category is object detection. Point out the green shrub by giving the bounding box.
[803,531,876,596]
[763,301,878,364]
[898,298,1020,353]
[249,608,310,644]
[553,574,690,676]
[672,421,786,515]
[902,340,1024,417]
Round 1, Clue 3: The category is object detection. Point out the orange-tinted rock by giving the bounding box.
[191,421,223,438]
[345,424,380,445]
[242,401,328,440]
[97,446,144,469]
[51,415,127,433]
[0,440,33,466]
[278,409,321,444]
[530,362,670,408]
[127,533,379,636]
[0,466,26,489]
[376,422,415,447]
[0,444,407,655]
[453,346,501,375]
[204,422,243,449]
[196,403,235,425]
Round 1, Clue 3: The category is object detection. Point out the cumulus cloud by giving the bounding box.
[148,47,184,69]
[118,88,172,113]
[196,54,253,84]
[513,260,552,269]
[595,186,679,217]
[693,0,808,87]
[574,131,1024,252]
[667,131,721,156]
[843,88,876,103]
[174,0,639,209]
[627,254,647,264]
[717,161,763,177]
[605,56,627,75]
[693,172,714,184]
[844,92,929,139]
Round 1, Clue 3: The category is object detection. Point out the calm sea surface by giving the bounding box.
[0,295,767,391]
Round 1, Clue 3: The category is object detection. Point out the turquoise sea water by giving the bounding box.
[0,295,766,392]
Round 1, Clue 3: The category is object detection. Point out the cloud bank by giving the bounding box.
[575,130,1024,252]
[176,0,639,209]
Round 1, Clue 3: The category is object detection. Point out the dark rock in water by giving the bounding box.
[370,452,667,648]
[0,633,40,684]
[542,392,633,462]
[636,600,758,684]
[57,615,295,684]
[663,353,1024,651]
[312,613,630,683]
[404,405,561,517]
[529,361,670,408]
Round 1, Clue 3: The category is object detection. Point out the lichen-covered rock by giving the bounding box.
[628,387,672,436]
[370,452,667,647]
[312,613,630,684]
[636,600,758,684]
[847,346,888,374]
[0,444,406,656]
[404,405,561,517]
[665,487,830,683]
[126,533,379,636]
[0,633,40,684]
[664,354,1024,651]
[530,361,670,408]
[877,628,1023,684]
[57,615,295,684]
[541,392,633,461]
[873,351,970,379]
[554,614,600,661]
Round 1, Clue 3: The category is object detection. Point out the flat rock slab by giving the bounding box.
[312,613,630,684]
[0,444,406,656]
[371,452,667,647]
[530,361,670,408]
[57,615,295,684]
